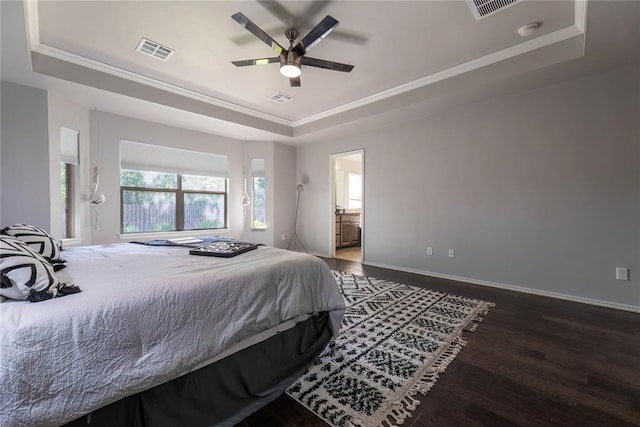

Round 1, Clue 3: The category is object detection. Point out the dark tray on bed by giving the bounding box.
[189,241,260,258]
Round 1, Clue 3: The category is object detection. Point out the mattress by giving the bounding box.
[0,243,346,427]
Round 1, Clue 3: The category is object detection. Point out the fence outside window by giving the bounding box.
[120,170,227,233]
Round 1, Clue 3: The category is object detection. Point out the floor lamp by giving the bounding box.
[287,184,308,253]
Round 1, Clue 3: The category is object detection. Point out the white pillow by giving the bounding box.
[1,224,66,270]
[0,236,79,302]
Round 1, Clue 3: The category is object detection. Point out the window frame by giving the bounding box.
[59,125,80,239]
[250,158,267,230]
[119,172,228,234]
[251,175,266,229]
[61,161,75,238]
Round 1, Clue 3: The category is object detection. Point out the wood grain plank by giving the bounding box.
[238,258,640,427]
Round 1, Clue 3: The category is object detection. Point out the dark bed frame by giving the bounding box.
[65,313,332,427]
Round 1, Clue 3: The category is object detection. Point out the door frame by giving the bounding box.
[329,149,364,262]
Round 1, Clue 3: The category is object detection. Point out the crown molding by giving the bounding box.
[575,0,588,33]
[23,0,588,131]
[294,24,586,127]
[23,0,39,71]
[31,43,295,127]
[23,1,293,127]
[34,42,297,127]
[295,0,587,127]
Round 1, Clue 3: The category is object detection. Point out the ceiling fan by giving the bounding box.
[231,1,368,47]
[231,12,355,87]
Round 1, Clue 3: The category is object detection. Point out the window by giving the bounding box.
[120,171,226,233]
[251,159,266,229]
[60,126,79,238]
[60,162,73,238]
[348,172,362,209]
[119,141,228,234]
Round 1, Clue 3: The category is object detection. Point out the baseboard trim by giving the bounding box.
[309,251,331,258]
[363,261,640,313]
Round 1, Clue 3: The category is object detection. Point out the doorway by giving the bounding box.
[330,150,364,263]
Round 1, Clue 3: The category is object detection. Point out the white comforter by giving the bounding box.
[0,244,345,427]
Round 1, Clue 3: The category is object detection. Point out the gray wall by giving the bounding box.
[47,92,92,243]
[296,65,640,310]
[0,84,297,246]
[89,111,296,246]
[2,65,637,310]
[1,81,51,229]
[90,111,245,244]
[273,142,297,249]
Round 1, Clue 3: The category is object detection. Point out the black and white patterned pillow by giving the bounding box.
[0,236,80,302]
[1,224,66,270]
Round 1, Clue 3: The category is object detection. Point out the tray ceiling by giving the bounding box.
[5,1,607,141]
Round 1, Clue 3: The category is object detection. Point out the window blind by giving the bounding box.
[60,126,79,165]
[251,158,265,178]
[120,140,228,178]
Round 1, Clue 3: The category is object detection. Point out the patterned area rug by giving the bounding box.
[287,271,494,427]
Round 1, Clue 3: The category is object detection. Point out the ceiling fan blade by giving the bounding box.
[293,15,339,55]
[233,26,367,48]
[230,27,283,46]
[231,57,280,67]
[289,76,301,87]
[329,30,368,45]
[303,57,354,72]
[258,0,331,30]
[231,12,285,55]
[257,0,296,27]
[302,1,332,25]
[238,3,365,48]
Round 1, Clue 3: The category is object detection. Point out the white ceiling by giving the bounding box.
[1,1,639,145]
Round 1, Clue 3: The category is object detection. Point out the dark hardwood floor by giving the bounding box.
[239,258,640,427]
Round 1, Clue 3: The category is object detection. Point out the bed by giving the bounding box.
[0,242,346,427]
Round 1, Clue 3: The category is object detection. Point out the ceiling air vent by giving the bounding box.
[467,0,521,20]
[135,38,175,61]
[268,92,294,104]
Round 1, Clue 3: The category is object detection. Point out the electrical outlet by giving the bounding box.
[448,249,455,258]
[616,267,629,281]
[427,247,433,256]
[281,234,286,241]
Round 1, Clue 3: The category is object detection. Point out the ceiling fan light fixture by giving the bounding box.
[279,51,302,78]
[280,64,301,78]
